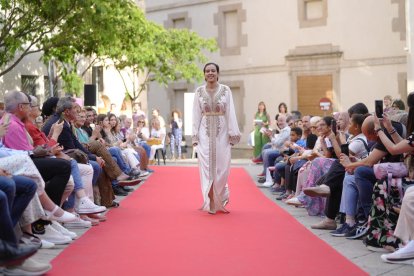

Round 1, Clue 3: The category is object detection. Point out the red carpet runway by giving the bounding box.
[50,166,367,275]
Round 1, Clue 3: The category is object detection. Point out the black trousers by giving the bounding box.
[322,160,346,219]
[32,158,71,206]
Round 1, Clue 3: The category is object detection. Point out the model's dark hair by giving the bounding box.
[203,62,219,73]
[348,103,369,116]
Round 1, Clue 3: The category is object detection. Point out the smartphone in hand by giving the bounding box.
[341,144,349,156]
[375,100,383,118]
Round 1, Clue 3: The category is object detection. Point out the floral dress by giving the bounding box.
[365,132,414,250]
[297,157,336,216]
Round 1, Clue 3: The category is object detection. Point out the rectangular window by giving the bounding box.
[224,11,238,48]
[215,3,247,56]
[173,18,186,29]
[305,0,323,20]
[44,76,51,99]
[298,0,327,28]
[21,75,38,96]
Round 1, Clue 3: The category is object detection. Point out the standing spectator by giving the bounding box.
[278,102,288,117]
[169,109,183,160]
[383,95,393,113]
[152,108,166,130]
[132,102,146,128]
[253,101,270,159]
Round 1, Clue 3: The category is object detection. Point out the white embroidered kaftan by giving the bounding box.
[192,84,241,213]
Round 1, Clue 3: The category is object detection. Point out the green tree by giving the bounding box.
[114,22,217,103]
[1,0,217,99]
[0,0,78,76]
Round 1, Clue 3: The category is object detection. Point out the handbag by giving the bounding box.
[373,162,408,180]
[146,138,162,146]
[64,149,89,164]
[374,162,408,203]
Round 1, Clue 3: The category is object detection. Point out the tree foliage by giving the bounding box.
[0,0,217,97]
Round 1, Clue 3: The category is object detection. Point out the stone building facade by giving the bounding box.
[146,0,409,147]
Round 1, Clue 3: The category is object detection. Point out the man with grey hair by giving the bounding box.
[257,114,291,178]
[42,96,104,187]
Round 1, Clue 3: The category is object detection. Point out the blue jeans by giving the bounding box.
[108,147,131,174]
[262,149,281,174]
[341,173,358,216]
[139,143,151,159]
[0,176,36,244]
[89,160,102,185]
[170,128,183,157]
[354,166,377,218]
[274,162,287,184]
[65,159,87,209]
[258,143,272,160]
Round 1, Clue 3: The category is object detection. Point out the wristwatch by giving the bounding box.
[374,128,383,134]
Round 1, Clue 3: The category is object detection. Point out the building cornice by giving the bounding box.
[220,56,407,76]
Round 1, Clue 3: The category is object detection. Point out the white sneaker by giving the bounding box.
[286,197,302,206]
[41,239,55,249]
[75,197,106,214]
[50,221,77,240]
[5,258,52,275]
[139,171,149,177]
[258,181,273,188]
[381,240,414,263]
[63,214,92,229]
[38,225,72,245]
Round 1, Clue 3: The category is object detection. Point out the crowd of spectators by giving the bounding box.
[254,94,414,266]
[0,91,167,275]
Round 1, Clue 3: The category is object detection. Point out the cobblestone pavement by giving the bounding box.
[13,159,414,276]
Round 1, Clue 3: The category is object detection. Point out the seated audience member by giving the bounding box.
[336,115,404,242]
[306,114,369,231]
[1,91,74,221]
[278,116,320,197]
[0,176,51,275]
[391,99,406,111]
[25,96,106,224]
[148,117,166,165]
[110,115,149,169]
[370,92,414,257]
[257,114,291,178]
[42,97,104,187]
[128,116,152,162]
[288,117,340,216]
[43,98,138,204]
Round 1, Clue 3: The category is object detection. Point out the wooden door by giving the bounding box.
[297,75,333,116]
